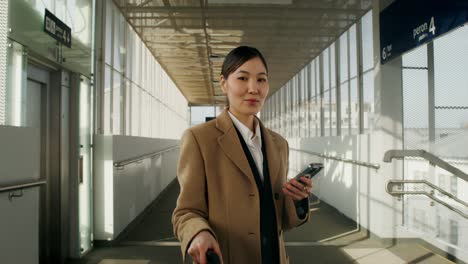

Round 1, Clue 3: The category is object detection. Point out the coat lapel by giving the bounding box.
[260,122,281,188]
[216,111,256,185]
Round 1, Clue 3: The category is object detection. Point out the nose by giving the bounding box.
[247,79,260,94]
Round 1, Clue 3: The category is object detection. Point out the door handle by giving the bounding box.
[79,155,84,184]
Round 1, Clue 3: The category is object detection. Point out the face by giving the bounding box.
[220,57,269,119]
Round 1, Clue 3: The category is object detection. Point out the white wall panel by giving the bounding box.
[0,126,40,183]
[0,126,41,264]
[93,135,179,240]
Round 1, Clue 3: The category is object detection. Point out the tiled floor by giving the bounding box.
[67,182,456,264]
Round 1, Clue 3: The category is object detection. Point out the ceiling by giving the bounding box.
[113,0,372,106]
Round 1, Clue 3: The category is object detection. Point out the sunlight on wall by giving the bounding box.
[12,48,23,126]
[104,160,114,237]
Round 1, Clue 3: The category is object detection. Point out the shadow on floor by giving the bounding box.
[67,181,456,264]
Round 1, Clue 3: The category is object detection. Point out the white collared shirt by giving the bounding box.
[228,111,264,181]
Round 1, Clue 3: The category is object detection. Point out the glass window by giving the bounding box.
[191,106,215,126]
[402,45,429,149]
[450,176,458,196]
[125,26,133,78]
[330,44,336,88]
[125,79,131,135]
[434,26,468,107]
[104,0,113,65]
[403,45,427,68]
[330,44,337,136]
[350,79,359,135]
[323,89,330,137]
[99,0,188,139]
[341,81,349,136]
[133,39,141,86]
[113,10,123,72]
[449,220,458,245]
[433,26,468,160]
[155,102,161,137]
[340,33,349,82]
[310,61,316,98]
[103,66,112,134]
[131,84,140,136]
[330,87,337,136]
[363,71,374,133]
[323,49,330,93]
[361,11,374,72]
[68,0,92,47]
[141,91,147,137]
[349,25,358,78]
[316,59,322,136]
[112,71,121,135]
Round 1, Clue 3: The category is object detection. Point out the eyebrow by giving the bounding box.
[237,70,268,76]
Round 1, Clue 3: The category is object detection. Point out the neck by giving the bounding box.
[229,110,255,132]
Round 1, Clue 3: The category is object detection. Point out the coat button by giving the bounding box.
[274,193,280,200]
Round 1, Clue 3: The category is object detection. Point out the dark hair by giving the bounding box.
[221,46,268,79]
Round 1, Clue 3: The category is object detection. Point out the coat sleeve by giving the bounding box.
[172,129,217,260]
[282,140,310,230]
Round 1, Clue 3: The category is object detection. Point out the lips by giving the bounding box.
[245,99,259,103]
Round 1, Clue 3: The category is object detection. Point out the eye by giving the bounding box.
[238,76,247,81]
[258,78,267,82]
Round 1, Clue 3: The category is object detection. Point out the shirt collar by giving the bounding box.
[227,111,262,147]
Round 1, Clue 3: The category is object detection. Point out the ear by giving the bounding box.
[220,75,228,94]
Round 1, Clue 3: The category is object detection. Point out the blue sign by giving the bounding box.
[380,0,468,64]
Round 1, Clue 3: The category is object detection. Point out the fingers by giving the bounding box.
[283,179,307,200]
[188,246,208,264]
[290,178,305,190]
[199,249,207,264]
[187,231,223,264]
[282,178,313,201]
[213,243,224,264]
[282,185,305,201]
[292,178,313,194]
[187,246,200,263]
[299,176,313,189]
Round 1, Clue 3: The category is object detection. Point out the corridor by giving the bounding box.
[68,182,454,264]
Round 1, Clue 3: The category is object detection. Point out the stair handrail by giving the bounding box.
[0,179,47,193]
[386,179,468,219]
[290,148,380,170]
[114,145,180,169]
[0,179,47,201]
[383,149,468,182]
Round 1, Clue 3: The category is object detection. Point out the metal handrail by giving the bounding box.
[0,179,47,193]
[113,145,179,168]
[289,148,380,170]
[0,179,47,201]
[383,149,468,182]
[386,179,468,219]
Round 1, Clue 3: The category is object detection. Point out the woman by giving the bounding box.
[172,46,313,264]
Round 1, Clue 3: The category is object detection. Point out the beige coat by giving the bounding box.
[172,110,309,264]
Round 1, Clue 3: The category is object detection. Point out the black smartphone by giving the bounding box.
[206,249,220,264]
[294,163,323,184]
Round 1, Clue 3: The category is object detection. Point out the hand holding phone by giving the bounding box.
[294,163,323,185]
